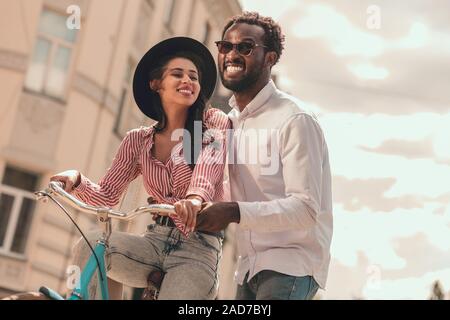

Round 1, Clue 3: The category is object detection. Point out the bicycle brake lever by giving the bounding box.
[34,191,49,203]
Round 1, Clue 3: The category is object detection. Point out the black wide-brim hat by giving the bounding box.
[133,37,217,121]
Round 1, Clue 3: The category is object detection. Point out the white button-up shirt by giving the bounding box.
[227,80,333,289]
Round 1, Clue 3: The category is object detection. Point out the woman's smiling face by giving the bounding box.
[152,57,201,110]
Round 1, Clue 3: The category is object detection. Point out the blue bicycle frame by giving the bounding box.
[33,181,174,301]
[38,241,109,300]
[68,241,109,300]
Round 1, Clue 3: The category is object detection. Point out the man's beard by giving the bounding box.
[220,63,263,93]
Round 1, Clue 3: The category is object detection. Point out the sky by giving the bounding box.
[240,0,450,299]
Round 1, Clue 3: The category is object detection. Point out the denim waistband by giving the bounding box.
[153,216,224,239]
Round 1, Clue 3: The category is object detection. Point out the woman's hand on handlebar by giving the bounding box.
[174,196,203,233]
[50,170,81,193]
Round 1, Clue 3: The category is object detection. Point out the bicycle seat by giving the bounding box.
[141,269,165,300]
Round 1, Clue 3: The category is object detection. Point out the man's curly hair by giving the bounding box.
[221,11,286,65]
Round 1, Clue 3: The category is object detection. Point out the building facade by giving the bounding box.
[0,0,241,299]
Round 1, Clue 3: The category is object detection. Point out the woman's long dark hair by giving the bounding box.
[148,51,207,169]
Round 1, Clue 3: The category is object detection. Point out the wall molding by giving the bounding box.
[37,239,71,259]
[72,72,119,115]
[42,212,74,234]
[0,51,119,115]
[43,0,89,14]
[202,0,242,29]
[31,261,64,280]
[0,49,28,73]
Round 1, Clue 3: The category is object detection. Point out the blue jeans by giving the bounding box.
[71,224,222,299]
[236,270,319,300]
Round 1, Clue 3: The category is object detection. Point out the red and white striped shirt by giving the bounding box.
[72,108,231,234]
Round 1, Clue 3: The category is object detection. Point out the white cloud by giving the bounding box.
[430,29,450,53]
[240,0,297,20]
[432,125,450,159]
[318,112,450,198]
[272,65,294,93]
[347,62,389,80]
[236,0,450,300]
[321,112,450,145]
[332,203,450,270]
[293,4,386,57]
[362,268,450,299]
[396,22,430,49]
[293,4,438,59]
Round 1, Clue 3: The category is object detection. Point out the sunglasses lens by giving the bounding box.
[218,42,232,54]
[216,41,255,55]
[237,42,253,55]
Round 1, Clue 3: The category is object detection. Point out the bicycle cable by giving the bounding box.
[45,193,104,283]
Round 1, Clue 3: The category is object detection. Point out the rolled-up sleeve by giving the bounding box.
[72,129,142,207]
[186,108,231,201]
[238,113,326,232]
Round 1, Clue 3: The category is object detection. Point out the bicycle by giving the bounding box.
[2,181,175,300]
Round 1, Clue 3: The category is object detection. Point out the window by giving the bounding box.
[202,22,212,46]
[133,0,154,52]
[0,166,39,256]
[114,59,141,138]
[163,0,178,30]
[24,9,78,100]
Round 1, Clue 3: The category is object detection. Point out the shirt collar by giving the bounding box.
[144,125,196,157]
[228,80,276,120]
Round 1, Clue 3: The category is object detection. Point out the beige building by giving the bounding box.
[0,0,241,299]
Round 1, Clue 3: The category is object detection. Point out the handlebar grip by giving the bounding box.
[51,181,66,189]
[39,181,176,220]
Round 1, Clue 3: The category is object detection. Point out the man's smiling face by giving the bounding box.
[218,23,268,92]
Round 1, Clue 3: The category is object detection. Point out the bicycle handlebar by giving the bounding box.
[34,181,175,221]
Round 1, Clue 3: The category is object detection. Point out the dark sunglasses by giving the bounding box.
[215,40,268,56]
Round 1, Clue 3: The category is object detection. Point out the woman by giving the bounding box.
[50,37,230,299]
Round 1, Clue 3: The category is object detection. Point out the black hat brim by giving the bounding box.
[132,37,217,121]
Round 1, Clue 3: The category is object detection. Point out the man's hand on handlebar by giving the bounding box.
[195,202,241,233]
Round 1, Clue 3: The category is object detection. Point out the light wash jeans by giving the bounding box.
[71,223,222,299]
[236,270,319,300]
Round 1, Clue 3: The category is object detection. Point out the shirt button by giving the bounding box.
[167,192,173,197]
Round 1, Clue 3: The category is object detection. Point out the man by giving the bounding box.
[196,12,333,300]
